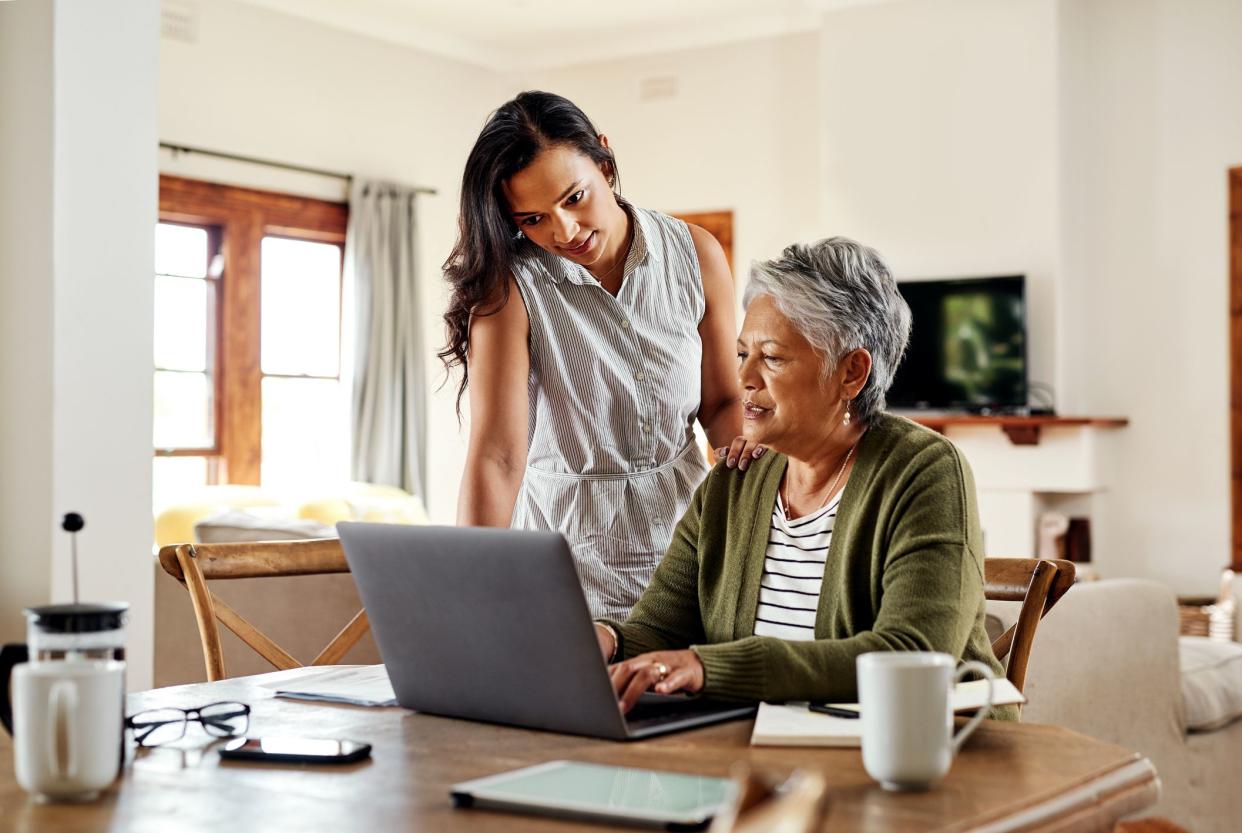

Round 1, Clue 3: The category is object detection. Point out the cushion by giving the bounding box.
[154,486,283,547]
[194,510,336,544]
[297,482,428,526]
[1179,636,1242,732]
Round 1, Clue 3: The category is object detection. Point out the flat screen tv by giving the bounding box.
[887,275,1027,412]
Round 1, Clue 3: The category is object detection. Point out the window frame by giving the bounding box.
[153,220,223,461]
[157,175,349,485]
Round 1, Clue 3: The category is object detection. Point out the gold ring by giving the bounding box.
[653,662,669,681]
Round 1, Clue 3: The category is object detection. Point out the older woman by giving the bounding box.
[593,237,1014,718]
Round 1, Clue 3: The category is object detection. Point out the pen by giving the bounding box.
[807,703,859,719]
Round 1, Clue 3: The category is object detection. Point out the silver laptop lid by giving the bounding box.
[338,523,629,739]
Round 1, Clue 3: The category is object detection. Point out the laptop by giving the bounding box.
[337,522,755,741]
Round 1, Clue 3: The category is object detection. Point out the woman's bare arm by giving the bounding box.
[689,224,761,468]
[456,277,531,527]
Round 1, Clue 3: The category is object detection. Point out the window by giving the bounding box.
[153,222,221,504]
[154,176,349,511]
[258,235,349,493]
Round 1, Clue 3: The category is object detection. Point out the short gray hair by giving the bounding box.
[743,237,911,424]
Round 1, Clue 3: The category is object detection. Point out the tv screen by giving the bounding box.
[888,275,1026,411]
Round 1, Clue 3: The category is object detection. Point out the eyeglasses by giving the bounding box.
[125,701,251,747]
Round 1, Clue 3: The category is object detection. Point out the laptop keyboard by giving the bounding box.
[624,693,744,729]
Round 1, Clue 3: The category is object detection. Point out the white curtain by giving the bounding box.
[344,179,425,500]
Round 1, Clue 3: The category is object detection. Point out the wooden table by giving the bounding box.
[0,668,1158,832]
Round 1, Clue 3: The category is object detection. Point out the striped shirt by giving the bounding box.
[508,204,709,620]
[753,492,841,641]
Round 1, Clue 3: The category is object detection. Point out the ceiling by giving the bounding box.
[227,0,885,71]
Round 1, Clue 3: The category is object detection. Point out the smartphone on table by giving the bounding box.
[219,736,372,764]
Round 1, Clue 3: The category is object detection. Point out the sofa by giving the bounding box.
[153,481,428,548]
[990,575,1242,832]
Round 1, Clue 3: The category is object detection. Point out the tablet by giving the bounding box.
[450,760,734,831]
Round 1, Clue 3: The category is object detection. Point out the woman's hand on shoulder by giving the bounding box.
[608,649,705,714]
[714,436,767,472]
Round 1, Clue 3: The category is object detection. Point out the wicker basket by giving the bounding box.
[1178,598,1214,638]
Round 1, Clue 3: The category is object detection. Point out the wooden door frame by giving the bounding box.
[1230,166,1242,571]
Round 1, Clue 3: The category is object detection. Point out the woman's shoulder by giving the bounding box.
[627,203,675,228]
[867,412,963,461]
[628,205,695,255]
[859,412,973,486]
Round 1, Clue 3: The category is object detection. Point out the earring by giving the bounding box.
[843,403,851,426]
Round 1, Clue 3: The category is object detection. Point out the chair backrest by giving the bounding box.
[157,538,369,682]
[983,557,1076,694]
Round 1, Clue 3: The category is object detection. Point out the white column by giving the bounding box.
[0,0,56,646]
[0,0,159,689]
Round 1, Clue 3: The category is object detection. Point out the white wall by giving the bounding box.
[818,0,1062,400]
[0,0,55,645]
[0,0,159,686]
[158,0,512,524]
[532,32,823,286]
[1068,0,1242,591]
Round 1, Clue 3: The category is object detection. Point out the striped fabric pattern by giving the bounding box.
[508,205,709,620]
[752,492,841,641]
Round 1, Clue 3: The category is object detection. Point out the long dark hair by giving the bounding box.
[439,91,620,415]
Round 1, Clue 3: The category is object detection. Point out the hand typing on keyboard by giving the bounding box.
[608,649,705,715]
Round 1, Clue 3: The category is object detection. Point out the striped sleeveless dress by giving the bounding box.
[510,205,710,619]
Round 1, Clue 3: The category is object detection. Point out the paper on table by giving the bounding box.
[751,703,861,748]
[260,664,398,707]
[750,677,1025,747]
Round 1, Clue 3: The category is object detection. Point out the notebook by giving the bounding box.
[750,678,1026,747]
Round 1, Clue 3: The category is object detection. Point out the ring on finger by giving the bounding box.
[653,662,669,681]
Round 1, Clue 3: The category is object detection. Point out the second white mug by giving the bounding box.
[856,651,995,792]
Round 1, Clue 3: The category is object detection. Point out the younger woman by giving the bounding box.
[442,91,757,618]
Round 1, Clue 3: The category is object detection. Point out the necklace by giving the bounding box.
[591,249,627,284]
[588,219,634,285]
[781,439,860,521]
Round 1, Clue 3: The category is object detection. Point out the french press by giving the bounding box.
[0,602,128,735]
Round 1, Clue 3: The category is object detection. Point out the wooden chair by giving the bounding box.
[984,557,1076,694]
[157,538,369,682]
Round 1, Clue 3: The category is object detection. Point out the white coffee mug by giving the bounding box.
[13,659,125,802]
[856,652,995,792]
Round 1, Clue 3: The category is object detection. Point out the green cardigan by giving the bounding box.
[602,413,1016,719]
